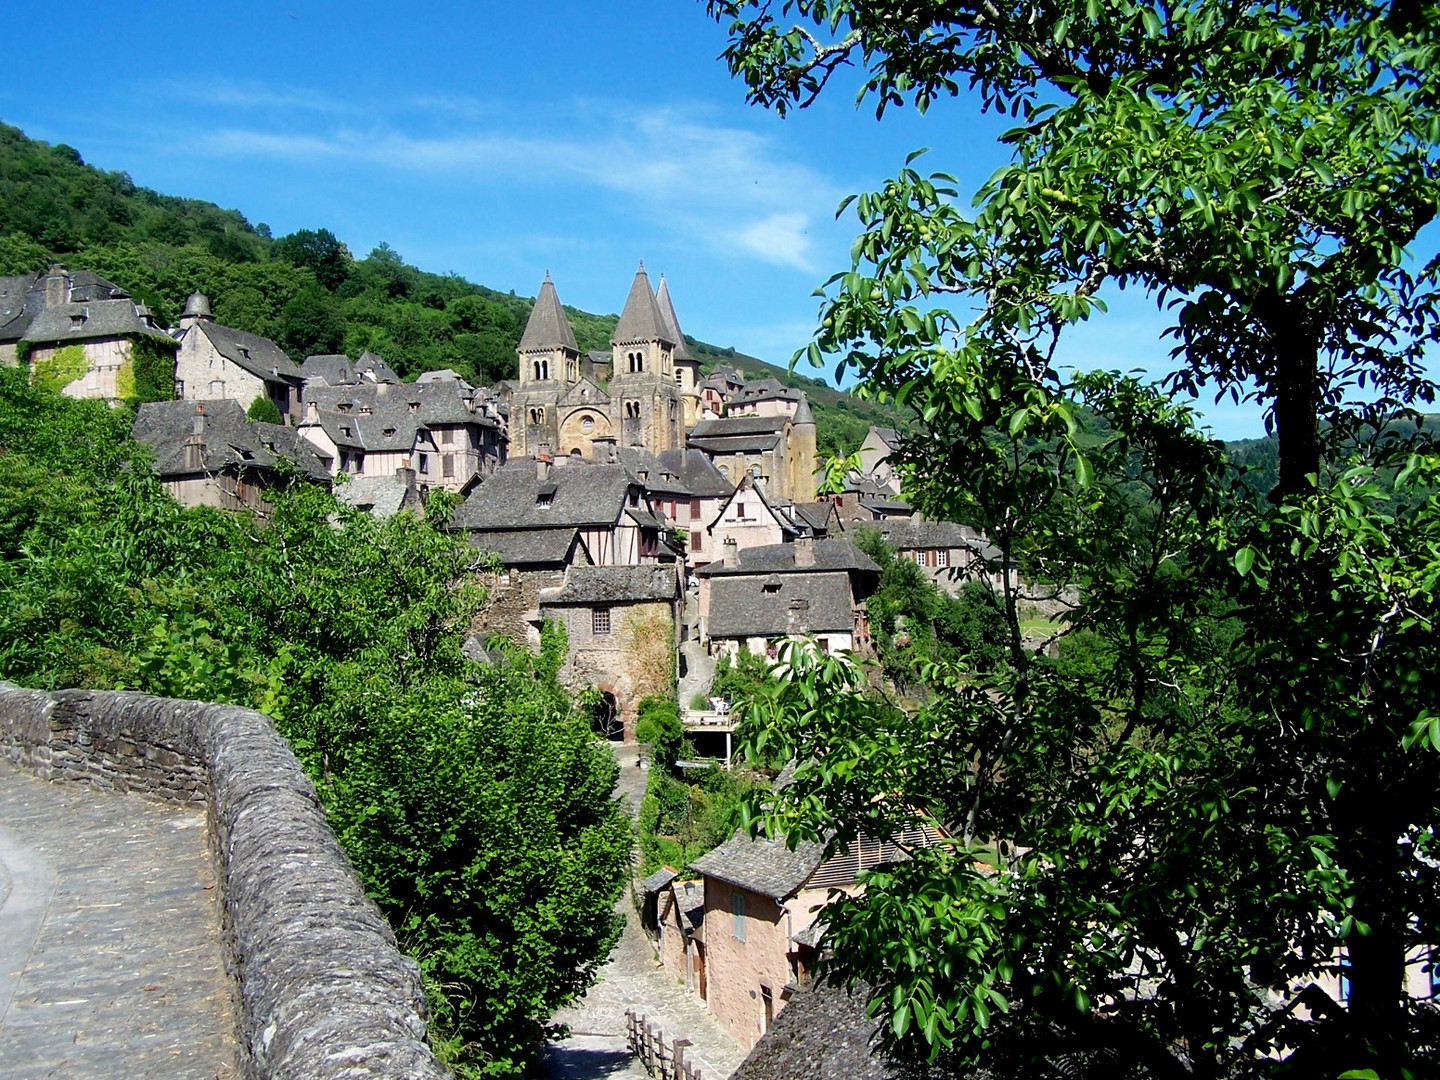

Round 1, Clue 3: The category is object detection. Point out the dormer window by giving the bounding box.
[536,483,557,509]
[338,402,353,413]
[409,402,419,413]
[383,427,397,437]
[69,313,85,328]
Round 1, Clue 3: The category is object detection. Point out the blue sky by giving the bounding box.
[3,0,1268,436]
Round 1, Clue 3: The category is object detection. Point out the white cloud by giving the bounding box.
[186,92,838,272]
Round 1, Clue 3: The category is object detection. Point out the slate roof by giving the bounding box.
[731,981,897,1080]
[641,867,679,894]
[690,414,789,438]
[301,379,498,454]
[697,539,880,577]
[471,528,588,567]
[355,351,399,383]
[656,449,734,499]
[300,353,355,386]
[654,276,696,363]
[689,432,782,454]
[783,501,840,535]
[672,880,704,932]
[195,321,302,383]
[133,399,330,483]
[792,394,814,424]
[707,571,857,638]
[689,829,825,900]
[875,519,973,550]
[0,273,40,342]
[519,273,579,352]
[735,377,802,404]
[24,299,173,345]
[540,564,678,605]
[333,473,422,517]
[454,459,635,530]
[871,426,901,450]
[613,264,672,344]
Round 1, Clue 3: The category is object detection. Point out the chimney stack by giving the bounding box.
[794,534,815,568]
[185,405,206,471]
[43,265,67,308]
[537,445,553,481]
[723,537,738,569]
[787,597,810,635]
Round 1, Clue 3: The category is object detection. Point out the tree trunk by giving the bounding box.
[1269,329,1323,502]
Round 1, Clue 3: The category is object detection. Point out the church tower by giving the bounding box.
[610,262,683,453]
[513,272,578,457]
[655,275,703,428]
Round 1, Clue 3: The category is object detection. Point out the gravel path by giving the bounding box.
[0,764,237,1080]
[540,745,746,1080]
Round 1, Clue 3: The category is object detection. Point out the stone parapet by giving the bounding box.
[0,683,449,1080]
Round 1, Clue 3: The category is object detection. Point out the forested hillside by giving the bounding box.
[0,122,903,454]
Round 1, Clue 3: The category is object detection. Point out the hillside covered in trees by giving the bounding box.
[0,121,902,455]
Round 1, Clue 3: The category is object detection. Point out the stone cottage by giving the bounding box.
[537,564,681,739]
[10,265,176,401]
[173,292,303,420]
[132,399,330,513]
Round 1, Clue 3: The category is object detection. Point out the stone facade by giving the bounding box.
[0,684,446,1080]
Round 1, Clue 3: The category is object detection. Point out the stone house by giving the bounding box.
[132,399,330,514]
[871,519,1004,594]
[468,527,594,654]
[299,350,400,387]
[173,292,303,420]
[829,478,915,525]
[705,476,799,558]
[725,377,806,419]
[729,980,897,1080]
[686,397,818,504]
[297,375,505,492]
[454,455,678,568]
[695,537,880,658]
[11,266,175,401]
[332,469,425,518]
[683,823,944,1050]
[626,447,734,566]
[537,564,681,738]
[657,877,707,998]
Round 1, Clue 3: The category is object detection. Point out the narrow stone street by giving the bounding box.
[540,744,747,1080]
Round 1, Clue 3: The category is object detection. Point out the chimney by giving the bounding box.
[794,534,815,568]
[537,445,553,481]
[304,400,319,422]
[43,265,67,307]
[395,466,417,488]
[787,597,810,635]
[723,537,738,569]
[185,405,206,470]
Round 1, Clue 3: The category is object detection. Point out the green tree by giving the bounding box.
[272,227,352,290]
[246,395,282,425]
[278,284,347,359]
[710,2,1440,1077]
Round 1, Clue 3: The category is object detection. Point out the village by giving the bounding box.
[0,257,1009,1070]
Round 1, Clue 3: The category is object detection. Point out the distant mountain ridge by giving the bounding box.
[0,121,906,455]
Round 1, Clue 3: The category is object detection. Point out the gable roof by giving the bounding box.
[197,321,301,383]
[698,539,879,577]
[710,478,794,536]
[690,414,790,438]
[470,527,590,568]
[540,564,679,605]
[519,273,579,352]
[707,571,858,638]
[0,272,40,342]
[24,298,173,346]
[656,449,735,499]
[453,459,636,531]
[333,472,423,517]
[355,351,399,383]
[874,519,973,550]
[133,399,330,483]
[689,829,826,900]
[558,376,610,407]
[613,263,672,344]
[654,276,696,363]
[300,353,355,386]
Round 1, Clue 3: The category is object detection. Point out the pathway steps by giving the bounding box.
[0,764,237,1080]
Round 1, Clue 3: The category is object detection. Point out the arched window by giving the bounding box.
[624,401,640,419]
[530,407,545,425]
[533,361,542,381]
[540,360,549,380]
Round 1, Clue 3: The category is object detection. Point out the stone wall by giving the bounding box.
[0,684,449,1080]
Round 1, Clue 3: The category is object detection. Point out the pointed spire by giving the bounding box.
[654,275,696,363]
[613,262,672,345]
[519,273,578,352]
[792,392,814,425]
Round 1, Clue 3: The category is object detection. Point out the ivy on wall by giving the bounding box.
[30,344,87,394]
[127,335,177,404]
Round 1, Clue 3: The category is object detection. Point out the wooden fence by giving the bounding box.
[625,1010,702,1080]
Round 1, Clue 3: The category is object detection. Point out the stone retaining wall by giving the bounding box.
[0,684,450,1080]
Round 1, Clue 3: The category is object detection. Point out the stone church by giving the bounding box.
[509,264,703,460]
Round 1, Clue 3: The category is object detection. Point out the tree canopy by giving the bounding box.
[709,2,1440,1077]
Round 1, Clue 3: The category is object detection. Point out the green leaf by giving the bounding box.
[1233,546,1256,576]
